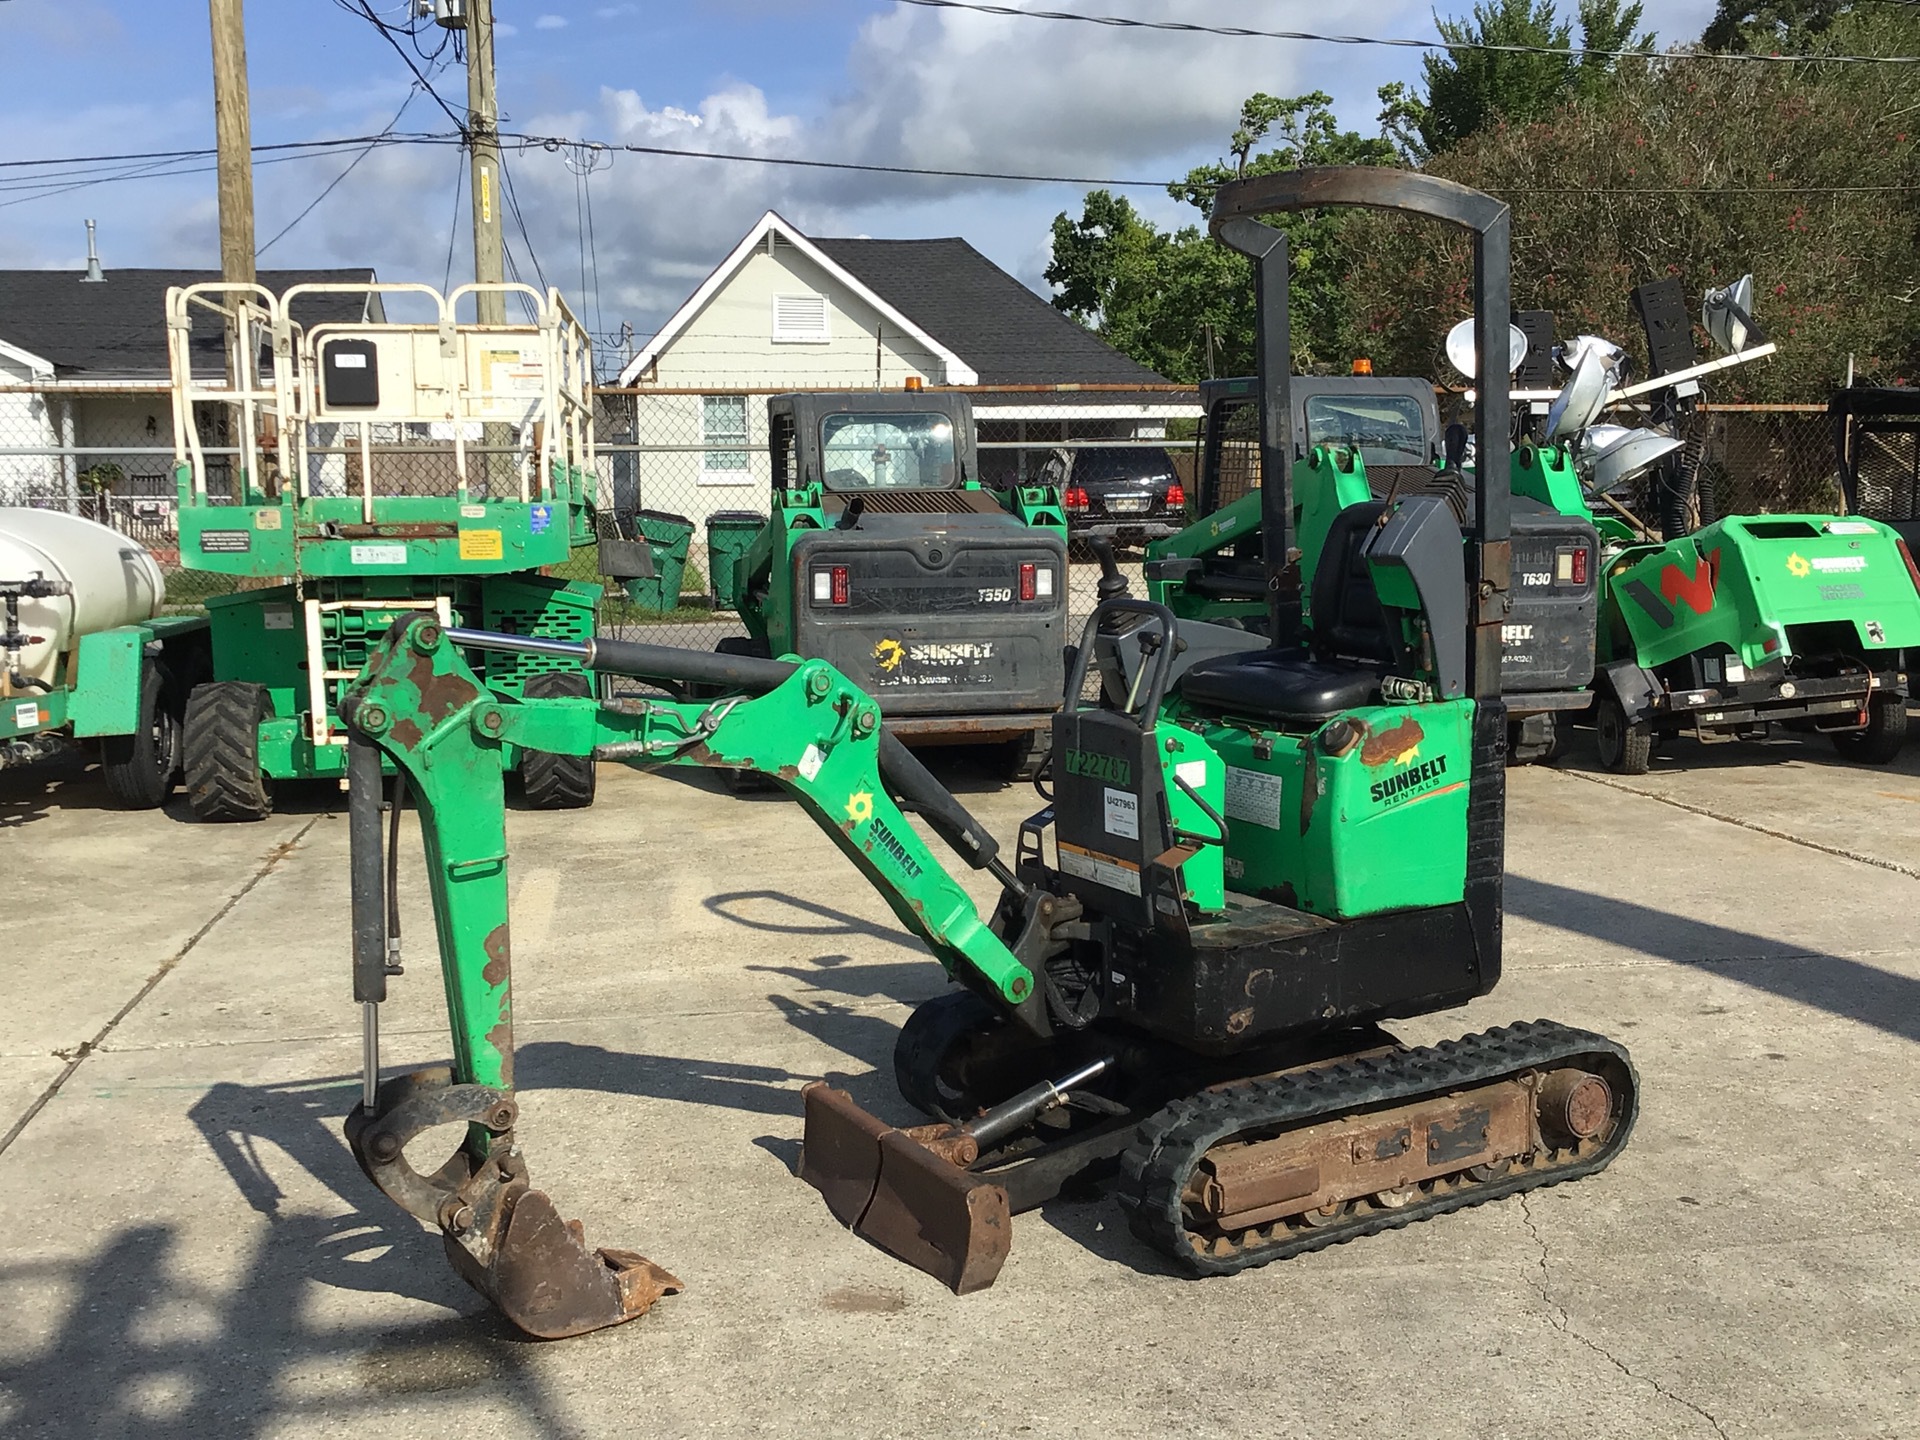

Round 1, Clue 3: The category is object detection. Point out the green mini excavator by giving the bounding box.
[338,169,1636,1339]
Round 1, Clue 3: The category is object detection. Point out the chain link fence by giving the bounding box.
[0,383,1851,637]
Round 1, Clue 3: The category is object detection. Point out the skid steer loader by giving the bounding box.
[338,168,1636,1339]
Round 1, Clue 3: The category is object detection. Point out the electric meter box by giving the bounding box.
[321,337,380,408]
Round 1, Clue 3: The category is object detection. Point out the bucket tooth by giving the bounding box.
[799,1081,1012,1295]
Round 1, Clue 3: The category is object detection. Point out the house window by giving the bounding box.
[772,293,830,344]
[701,395,751,482]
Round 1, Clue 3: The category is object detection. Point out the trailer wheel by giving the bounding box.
[101,659,181,809]
[518,671,597,809]
[1832,694,1909,765]
[1595,693,1653,775]
[182,681,273,822]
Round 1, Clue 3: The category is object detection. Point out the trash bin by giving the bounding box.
[621,508,694,612]
[705,511,766,611]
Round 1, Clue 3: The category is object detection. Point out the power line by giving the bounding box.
[0,132,462,172]
[336,0,469,129]
[3,126,1918,213]
[894,0,1920,64]
[442,146,465,293]
[256,85,419,257]
[496,151,549,292]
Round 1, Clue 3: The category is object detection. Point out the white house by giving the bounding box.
[608,210,1196,566]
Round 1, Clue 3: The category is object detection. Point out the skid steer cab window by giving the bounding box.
[820,412,958,491]
[1304,395,1430,469]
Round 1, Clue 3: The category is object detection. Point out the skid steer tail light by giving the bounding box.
[1019,562,1037,601]
[1064,485,1089,511]
[830,565,850,606]
[1898,539,1920,597]
[1166,482,1185,508]
[1572,547,1589,585]
[1036,566,1054,598]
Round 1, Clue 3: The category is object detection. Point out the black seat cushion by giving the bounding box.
[1179,651,1382,724]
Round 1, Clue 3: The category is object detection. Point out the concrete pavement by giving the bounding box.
[3,728,1919,1439]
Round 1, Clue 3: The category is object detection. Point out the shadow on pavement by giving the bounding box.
[1508,873,1920,1043]
[0,1218,589,1440]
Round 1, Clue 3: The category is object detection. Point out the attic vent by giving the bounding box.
[772,293,829,344]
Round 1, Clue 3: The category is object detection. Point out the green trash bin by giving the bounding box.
[705,511,766,611]
[621,508,694,613]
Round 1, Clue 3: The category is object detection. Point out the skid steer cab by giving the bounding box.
[336,167,1635,1343]
[721,391,1069,778]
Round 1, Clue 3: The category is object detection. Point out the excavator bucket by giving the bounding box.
[799,1081,1012,1294]
[346,1068,682,1340]
[442,1178,683,1340]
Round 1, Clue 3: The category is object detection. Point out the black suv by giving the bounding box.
[1042,445,1187,546]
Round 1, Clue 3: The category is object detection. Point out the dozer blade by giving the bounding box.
[800,1081,1011,1295]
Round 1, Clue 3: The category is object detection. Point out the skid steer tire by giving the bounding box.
[1832,694,1909,765]
[1002,727,1051,783]
[183,681,273,822]
[1595,693,1652,775]
[102,659,182,810]
[519,671,597,810]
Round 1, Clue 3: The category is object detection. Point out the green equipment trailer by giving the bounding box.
[1,509,210,806]
[332,166,1636,1341]
[1153,316,1920,772]
[165,281,614,819]
[710,390,1069,777]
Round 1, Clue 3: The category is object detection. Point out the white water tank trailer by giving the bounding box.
[0,508,166,690]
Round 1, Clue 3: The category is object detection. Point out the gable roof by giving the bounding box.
[0,267,378,380]
[618,212,976,385]
[811,237,1166,387]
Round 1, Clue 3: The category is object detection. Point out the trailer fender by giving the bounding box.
[1600,660,1660,724]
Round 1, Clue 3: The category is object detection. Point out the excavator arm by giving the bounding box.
[337,615,1037,1337]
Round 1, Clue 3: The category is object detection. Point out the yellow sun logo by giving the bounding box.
[1786,552,1811,578]
[872,638,905,672]
[1392,742,1421,765]
[845,791,874,824]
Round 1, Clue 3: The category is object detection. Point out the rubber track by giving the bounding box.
[1119,1019,1638,1276]
[183,682,273,822]
[519,673,596,809]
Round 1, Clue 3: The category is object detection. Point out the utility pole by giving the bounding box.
[467,0,506,328]
[210,0,255,291]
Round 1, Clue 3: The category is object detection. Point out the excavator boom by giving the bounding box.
[339,616,1038,1336]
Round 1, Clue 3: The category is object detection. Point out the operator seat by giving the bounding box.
[1177,501,1404,725]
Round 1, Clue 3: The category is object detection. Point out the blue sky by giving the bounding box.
[2,0,1718,354]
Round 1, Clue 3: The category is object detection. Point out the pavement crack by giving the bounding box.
[0,821,317,1157]
[1519,1194,1731,1440]
[1557,768,1920,881]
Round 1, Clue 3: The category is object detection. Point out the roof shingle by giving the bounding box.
[810,237,1166,387]
[0,267,377,378]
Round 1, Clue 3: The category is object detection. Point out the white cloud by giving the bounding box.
[492,0,1424,337]
[535,14,567,29]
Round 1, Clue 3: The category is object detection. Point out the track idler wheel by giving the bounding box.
[346,1067,681,1339]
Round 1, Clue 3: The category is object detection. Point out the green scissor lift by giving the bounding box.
[165,281,609,820]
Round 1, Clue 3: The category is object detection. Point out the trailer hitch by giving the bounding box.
[345,1068,680,1339]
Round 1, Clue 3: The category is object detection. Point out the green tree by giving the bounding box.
[1343,3,1920,399]
[1046,92,1394,380]
[1701,0,1847,53]
[1398,0,1653,158]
